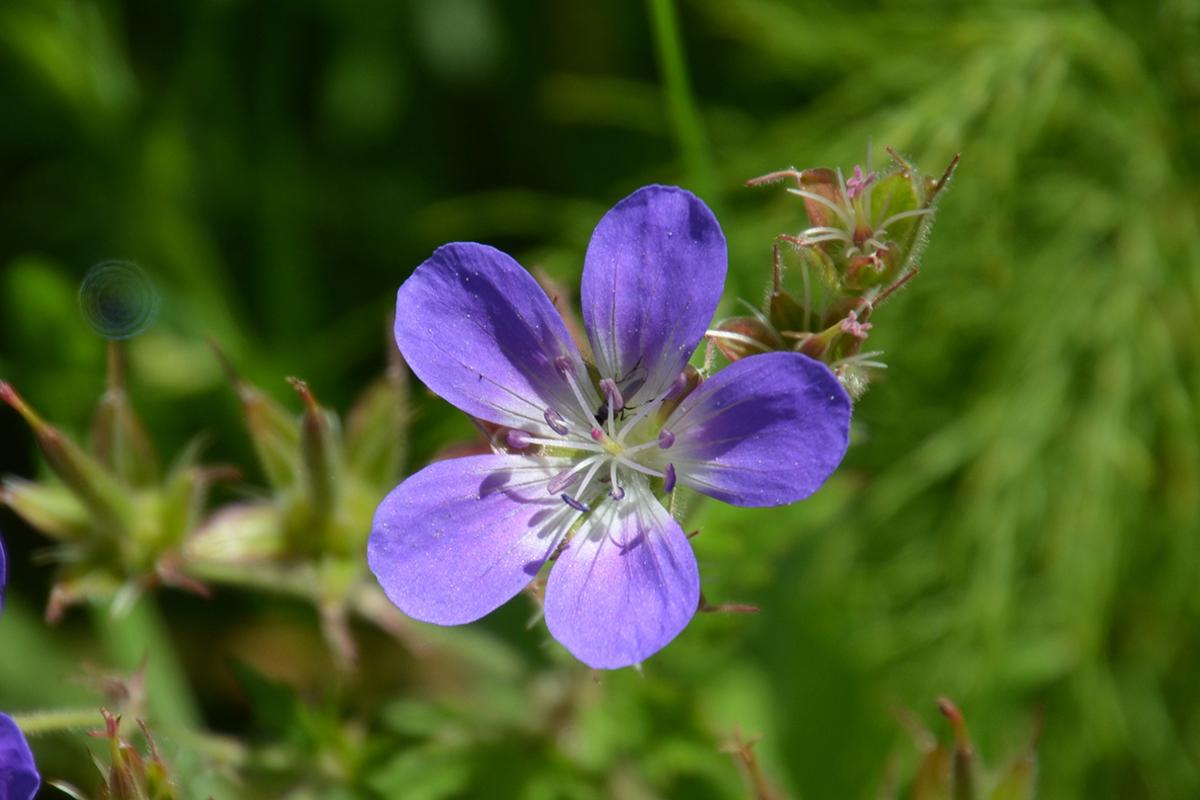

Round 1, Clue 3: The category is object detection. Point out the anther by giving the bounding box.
[548,469,579,495]
[846,164,877,199]
[506,429,533,450]
[663,463,677,493]
[544,408,569,435]
[598,378,624,412]
[609,485,625,501]
[665,371,689,401]
[561,494,590,513]
[590,427,605,442]
[658,429,675,449]
[553,355,576,377]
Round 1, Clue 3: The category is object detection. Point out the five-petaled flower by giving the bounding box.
[368,185,851,668]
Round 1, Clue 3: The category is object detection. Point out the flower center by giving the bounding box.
[512,356,682,512]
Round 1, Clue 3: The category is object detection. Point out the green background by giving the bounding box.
[1,0,1198,797]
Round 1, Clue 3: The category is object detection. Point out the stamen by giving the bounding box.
[608,460,624,500]
[664,371,689,401]
[590,427,605,442]
[785,187,853,228]
[615,399,663,444]
[614,456,666,480]
[876,207,933,233]
[548,469,579,495]
[544,408,569,435]
[598,378,624,412]
[798,232,853,246]
[505,429,533,450]
[846,165,877,200]
[546,454,604,495]
[555,355,601,426]
[664,463,677,493]
[553,355,575,377]
[658,429,675,449]
[519,435,604,452]
[572,457,607,505]
[803,226,853,238]
[561,494,590,513]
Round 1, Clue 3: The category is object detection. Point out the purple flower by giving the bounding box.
[369,185,851,668]
[0,712,40,800]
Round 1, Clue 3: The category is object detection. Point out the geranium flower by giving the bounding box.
[0,713,40,800]
[369,185,851,668]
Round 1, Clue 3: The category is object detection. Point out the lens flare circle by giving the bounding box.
[78,260,160,340]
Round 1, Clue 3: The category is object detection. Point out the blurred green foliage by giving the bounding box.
[1,0,1198,798]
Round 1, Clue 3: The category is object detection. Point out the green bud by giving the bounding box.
[708,316,781,362]
[185,501,288,564]
[1,381,132,533]
[911,744,953,800]
[154,443,216,554]
[91,343,159,487]
[288,377,341,518]
[733,148,960,399]
[900,699,1038,800]
[211,342,300,489]
[1,479,91,540]
[988,753,1037,800]
[937,698,977,800]
[345,366,409,489]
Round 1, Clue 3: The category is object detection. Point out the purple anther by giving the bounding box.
[553,355,576,377]
[846,165,877,200]
[598,378,625,412]
[839,311,873,340]
[505,429,533,450]
[561,494,590,513]
[664,371,689,401]
[664,463,677,493]
[548,469,579,495]
[544,407,570,435]
[609,485,626,501]
[590,427,605,442]
[658,429,675,449]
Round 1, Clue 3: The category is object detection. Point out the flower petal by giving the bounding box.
[0,712,41,800]
[665,352,851,507]
[395,243,592,431]
[581,185,726,403]
[368,454,579,625]
[544,478,699,668]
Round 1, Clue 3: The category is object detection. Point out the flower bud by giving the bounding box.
[1,381,131,533]
[1,479,90,541]
[211,342,300,489]
[184,502,287,564]
[288,377,342,519]
[345,373,409,488]
[708,316,781,362]
[91,343,159,487]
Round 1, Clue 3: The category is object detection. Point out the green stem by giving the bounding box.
[9,708,101,735]
[648,0,719,201]
[91,597,237,800]
[91,597,198,727]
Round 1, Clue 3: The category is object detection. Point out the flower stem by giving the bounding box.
[9,708,100,735]
[648,0,718,202]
